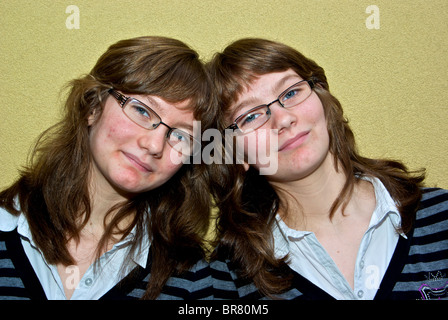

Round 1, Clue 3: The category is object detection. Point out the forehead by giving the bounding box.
[231,69,303,114]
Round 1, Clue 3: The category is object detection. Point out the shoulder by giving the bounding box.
[159,258,213,300]
[209,255,306,300]
[0,228,36,300]
[413,187,448,236]
[167,258,211,287]
[209,247,271,299]
[208,246,245,299]
[421,187,448,203]
[109,257,213,300]
[416,188,448,219]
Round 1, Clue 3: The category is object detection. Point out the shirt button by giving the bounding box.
[360,260,365,269]
[357,290,364,298]
[84,278,93,286]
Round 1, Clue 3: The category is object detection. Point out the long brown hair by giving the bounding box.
[0,36,216,299]
[207,38,426,297]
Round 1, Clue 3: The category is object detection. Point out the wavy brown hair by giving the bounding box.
[207,38,426,297]
[0,36,216,299]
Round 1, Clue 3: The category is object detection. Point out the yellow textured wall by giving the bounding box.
[1,0,447,189]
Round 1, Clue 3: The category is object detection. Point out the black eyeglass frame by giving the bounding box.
[226,79,315,133]
[108,89,199,156]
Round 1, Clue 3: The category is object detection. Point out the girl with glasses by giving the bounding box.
[0,36,215,300]
[207,38,448,300]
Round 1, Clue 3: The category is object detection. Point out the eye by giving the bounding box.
[131,104,151,118]
[242,113,261,124]
[126,101,155,124]
[282,88,298,101]
[236,106,270,130]
[169,129,192,143]
[168,129,194,155]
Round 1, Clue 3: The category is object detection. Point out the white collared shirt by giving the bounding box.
[273,176,406,300]
[0,207,150,300]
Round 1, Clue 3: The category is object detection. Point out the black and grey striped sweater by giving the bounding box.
[210,187,448,300]
[0,231,213,300]
[1,188,447,300]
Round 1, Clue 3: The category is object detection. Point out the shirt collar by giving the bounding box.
[273,215,315,259]
[272,217,292,259]
[0,206,20,232]
[116,211,151,268]
[1,204,151,269]
[361,176,405,238]
[273,175,405,257]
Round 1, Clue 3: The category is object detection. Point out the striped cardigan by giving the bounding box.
[0,230,213,300]
[2,188,447,300]
[210,188,448,300]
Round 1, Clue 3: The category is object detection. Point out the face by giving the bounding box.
[229,69,330,183]
[88,93,195,197]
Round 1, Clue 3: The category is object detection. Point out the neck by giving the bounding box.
[84,172,133,237]
[271,153,347,229]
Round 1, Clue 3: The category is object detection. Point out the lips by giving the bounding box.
[123,152,153,172]
[278,131,310,152]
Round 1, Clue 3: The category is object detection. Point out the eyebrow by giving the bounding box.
[140,96,167,118]
[167,103,196,132]
[136,95,194,131]
[232,97,259,118]
[176,122,194,132]
[232,74,303,118]
[274,74,302,93]
[161,110,195,132]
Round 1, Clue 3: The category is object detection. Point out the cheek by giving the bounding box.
[161,149,185,173]
[89,127,116,159]
[302,98,326,124]
[239,134,263,162]
[150,160,184,189]
[238,130,278,168]
[164,159,183,174]
[91,113,135,146]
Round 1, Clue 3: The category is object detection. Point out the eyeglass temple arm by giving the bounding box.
[108,89,128,108]
[307,79,316,88]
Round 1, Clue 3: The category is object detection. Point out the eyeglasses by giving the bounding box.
[226,79,315,134]
[108,89,199,156]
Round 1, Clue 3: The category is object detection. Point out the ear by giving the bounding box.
[242,161,250,171]
[314,82,323,89]
[88,109,98,126]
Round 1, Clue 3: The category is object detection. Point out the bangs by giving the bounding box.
[124,56,209,104]
[132,55,213,125]
[91,36,215,127]
[208,38,329,121]
[212,57,286,122]
[117,55,210,114]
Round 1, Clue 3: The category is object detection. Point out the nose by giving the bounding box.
[269,102,297,134]
[137,125,168,157]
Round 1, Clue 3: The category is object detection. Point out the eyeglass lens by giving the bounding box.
[234,80,312,133]
[122,98,195,156]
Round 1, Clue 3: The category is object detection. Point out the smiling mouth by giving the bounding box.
[278,131,310,152]
[123,152,153,172]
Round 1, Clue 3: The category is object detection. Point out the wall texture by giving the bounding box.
[1,0,447,189]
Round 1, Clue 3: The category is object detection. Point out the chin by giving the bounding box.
[110,175,151,195]
[265,163,317,183]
